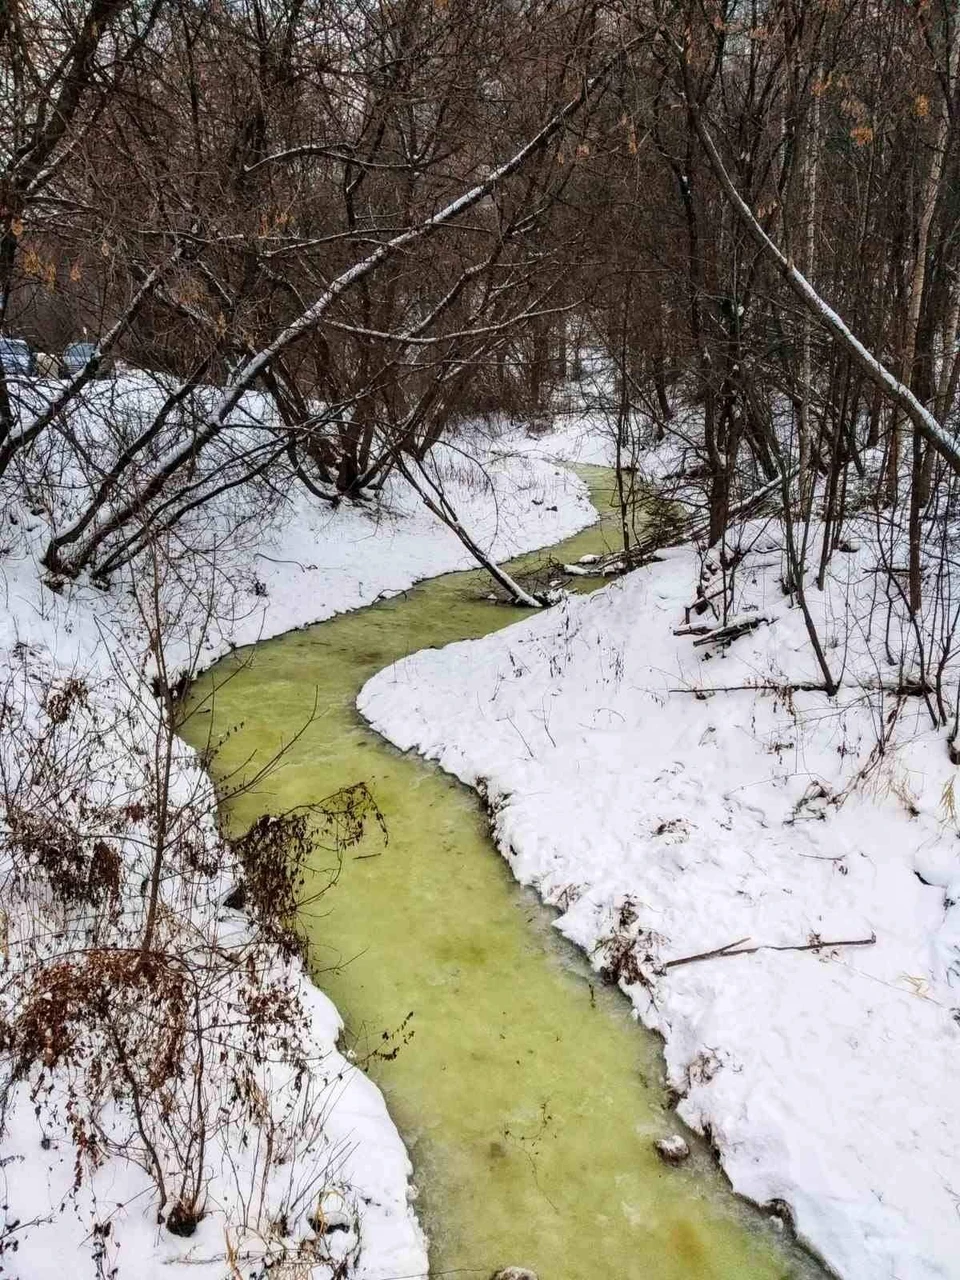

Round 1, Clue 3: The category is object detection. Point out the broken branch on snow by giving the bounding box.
[690,613,774,648]
[663,933,877,970]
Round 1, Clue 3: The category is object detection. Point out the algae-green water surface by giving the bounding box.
[182,468,824,1280]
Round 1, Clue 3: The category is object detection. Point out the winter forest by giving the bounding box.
[2,1,960,1277]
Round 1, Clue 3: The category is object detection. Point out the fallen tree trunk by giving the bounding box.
[394,454,545,609]
[563,473,785,579]
[689,612,774,649]
[663,932,877,971]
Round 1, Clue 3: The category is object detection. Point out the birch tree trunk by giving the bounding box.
[903,26,959,610]
[798,67,821,508]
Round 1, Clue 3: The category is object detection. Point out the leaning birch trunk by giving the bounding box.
[394,454,545,609]
[680,65,960,480]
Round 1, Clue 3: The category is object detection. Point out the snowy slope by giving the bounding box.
[359,530,960,1280]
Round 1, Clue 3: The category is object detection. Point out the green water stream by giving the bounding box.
[182,468,824,1280]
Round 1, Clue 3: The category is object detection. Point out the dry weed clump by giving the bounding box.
[593,897,663,989]
[234,782,385,958]
[9,948,188,1077]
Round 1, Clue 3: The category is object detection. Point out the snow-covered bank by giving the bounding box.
[203,430,595,657]
[359,521,960,1280]
[0,413,595,1279]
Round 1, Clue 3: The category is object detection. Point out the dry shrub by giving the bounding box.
[1,638,388,1255]
[315,782,387,849]
[234,783,386,957]
[9,949,188,1078]
[43,677,89,725]
[1,659,129,913]
[5,939,310,1239]
[6,807,122,907]
[593,897,662,988]
[234,813,313,956]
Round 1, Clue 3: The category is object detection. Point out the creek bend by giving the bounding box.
[181,467,825,1280]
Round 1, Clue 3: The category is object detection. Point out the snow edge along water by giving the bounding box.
[357,466,960,1280]
[0,429,596,1280]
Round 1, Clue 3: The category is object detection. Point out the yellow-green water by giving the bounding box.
[181,469,824,1280]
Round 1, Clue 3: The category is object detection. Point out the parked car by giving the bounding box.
[60,340,98,378]
[60,340,114,379]
[0,336,37,379]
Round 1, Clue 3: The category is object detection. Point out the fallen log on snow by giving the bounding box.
[663,931,877,970]
[562,473,787,581]
[690,611,774,649]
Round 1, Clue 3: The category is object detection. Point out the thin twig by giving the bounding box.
[667,682,931,696]
[664,932,877,970]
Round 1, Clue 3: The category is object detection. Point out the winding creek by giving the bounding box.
[182,467,826,1280]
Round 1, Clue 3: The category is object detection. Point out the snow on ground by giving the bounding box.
[0,408,595,1279]
[496,401,696,489]
[359,508,960,1280]
[210,428,595,656]
[502,413,618,468]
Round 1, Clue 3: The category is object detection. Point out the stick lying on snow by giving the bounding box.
[663,932,877,970]
[689,612,774,648]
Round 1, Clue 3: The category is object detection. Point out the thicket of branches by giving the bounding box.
[3,2,960,600]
